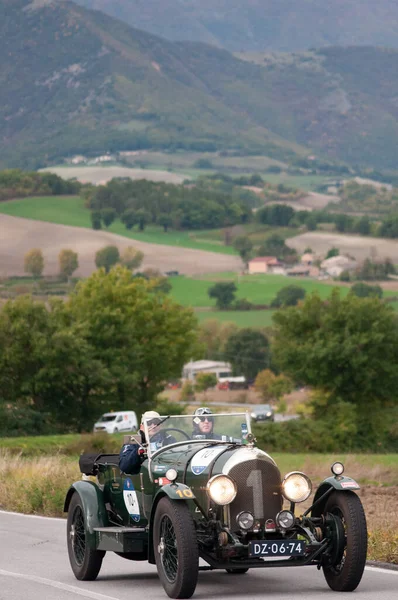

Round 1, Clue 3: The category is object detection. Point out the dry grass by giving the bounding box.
[0,451,396,563]
[0,451,79,517]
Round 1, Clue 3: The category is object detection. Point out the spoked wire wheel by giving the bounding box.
[159,515,178,583]
[323,491,367,592]
[154,497,199,599]
[70,504,86,566]
[66,493,105,580]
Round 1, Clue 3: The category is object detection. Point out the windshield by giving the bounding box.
[143,413,251,457]
[98,415,116,422]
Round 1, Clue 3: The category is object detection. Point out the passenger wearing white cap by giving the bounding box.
[140,410,177,450]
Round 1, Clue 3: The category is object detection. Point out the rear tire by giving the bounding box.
[322,491,367,592]
[153,497,199,598]
[67,493,105,580]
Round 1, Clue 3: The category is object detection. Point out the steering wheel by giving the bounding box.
[161,427,191,440]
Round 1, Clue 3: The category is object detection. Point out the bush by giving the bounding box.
[271,285,306,308]
[350,282,383,299]
[253,412,398,453]
[195,372,217,392]
[232,298,254,311]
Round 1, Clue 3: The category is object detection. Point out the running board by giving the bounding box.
[94,526,148,552]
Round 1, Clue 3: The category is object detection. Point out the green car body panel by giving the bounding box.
[311,475,360,517]
[64,480,109,547]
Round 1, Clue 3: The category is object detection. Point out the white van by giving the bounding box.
[93,411,138,434]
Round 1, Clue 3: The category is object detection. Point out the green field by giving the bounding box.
[0,196,237,254]
[0,195,299,255]
[171,273,353,307]
[195,309,276,327]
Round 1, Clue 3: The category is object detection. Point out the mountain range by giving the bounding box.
[2,0,398,170]
[75,0,398,52]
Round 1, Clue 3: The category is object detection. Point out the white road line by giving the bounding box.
[365,566,398,575]
[0,569,120,600]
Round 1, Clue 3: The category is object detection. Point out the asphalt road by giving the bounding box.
[0,511,397,600]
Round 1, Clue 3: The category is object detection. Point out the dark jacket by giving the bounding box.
[119,443,144,474]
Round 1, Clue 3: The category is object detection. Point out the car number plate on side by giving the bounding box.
[249,540,306,557]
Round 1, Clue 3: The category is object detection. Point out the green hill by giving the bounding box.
[76,0,398,52]
[2,1,398,169]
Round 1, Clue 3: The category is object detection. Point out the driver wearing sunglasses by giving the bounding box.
[192,407,222,440]
[140,411,177,451]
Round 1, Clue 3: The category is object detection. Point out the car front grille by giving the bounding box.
[226,453,282,531]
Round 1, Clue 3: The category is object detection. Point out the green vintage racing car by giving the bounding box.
[64,412,367,599]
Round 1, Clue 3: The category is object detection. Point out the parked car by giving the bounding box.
[65,413,367,599]
[93,411,138,434]
[250,404,275,422]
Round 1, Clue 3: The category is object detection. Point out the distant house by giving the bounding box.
[248,256,282,274]
[182,360,232,382]
[287,265,311,276]
[321,255,357,277]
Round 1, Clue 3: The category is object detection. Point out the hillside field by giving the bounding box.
[171,272,398,308]
[0,195,301,254]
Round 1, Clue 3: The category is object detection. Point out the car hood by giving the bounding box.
[150,442,277,482]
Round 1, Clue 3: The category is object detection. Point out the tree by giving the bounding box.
[224,328,270,381]
[121,246,144,271]
[334,214,353,233]
[0,295,107,433]
[58,249,79,281]
[158,214,173,232]
[136,208,151,231]
[326,247,339,259]
[257,204,294,227]
[67,266,201,411]
[350,282,383,299]
[101,208,116,228]
[272,290,398,423]
[198,320,238,360]
[208,282,237,309]
[24,248,44,278]
[305,214,317,231]
[271,285,306,308]
[195,372,217,392]
[355,216,371,236]
[254,369,293,404]
[91,210,102,230]
[257,234,294,260]
[95,246,120,273]
[233,235,253,267]
[121,208,136,230]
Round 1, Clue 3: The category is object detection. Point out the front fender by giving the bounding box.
[64,481,108,548]
[147,483,196,564]
[311,475,360,518]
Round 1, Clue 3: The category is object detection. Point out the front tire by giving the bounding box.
[67,493,105,580]
[322,491,367,592]
[153,497,199,599]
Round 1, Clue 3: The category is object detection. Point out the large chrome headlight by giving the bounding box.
[207,474,237,506]
[282,472,312,503]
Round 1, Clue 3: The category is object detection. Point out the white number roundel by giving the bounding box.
[123,478,140,522]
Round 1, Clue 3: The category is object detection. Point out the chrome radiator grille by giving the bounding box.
[227,457,282,531]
